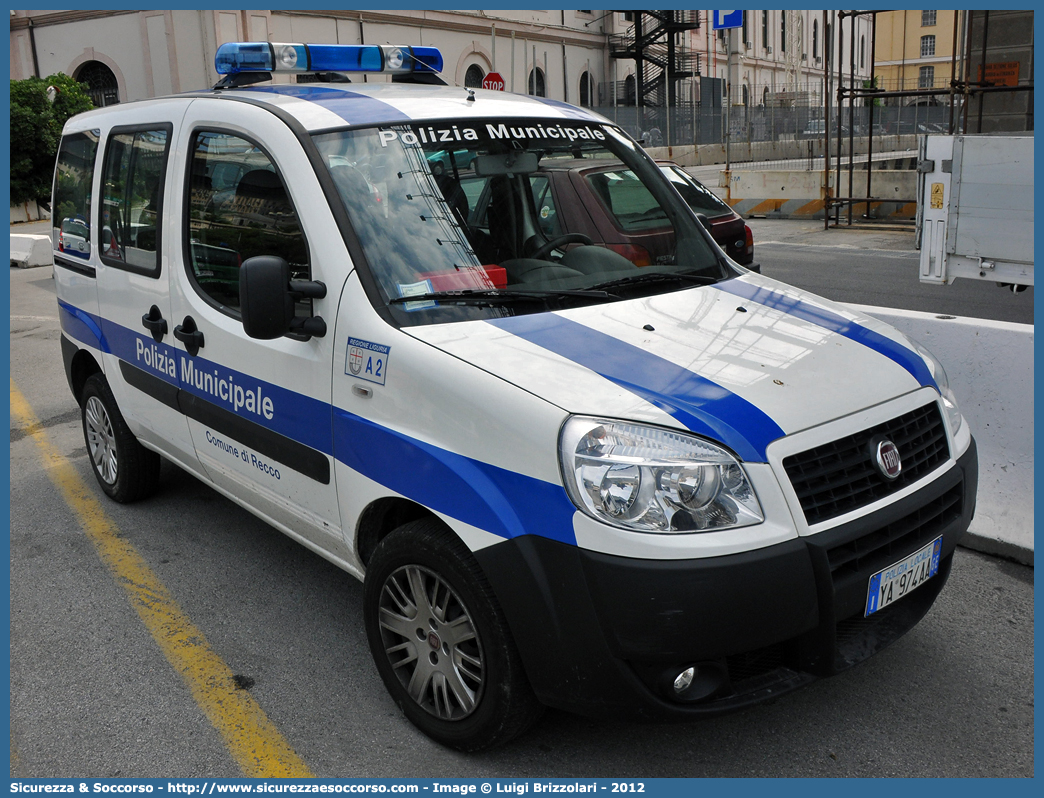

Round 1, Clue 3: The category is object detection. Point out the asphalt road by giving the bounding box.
[746,218,1034,325]
[8,258,1034,778]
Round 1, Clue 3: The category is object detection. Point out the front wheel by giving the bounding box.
[81,373,161,503]
[363,519,543,751]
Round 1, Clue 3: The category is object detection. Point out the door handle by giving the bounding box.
[141,305,168,342]
[173,315,205,356]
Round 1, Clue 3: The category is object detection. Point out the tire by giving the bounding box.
[363,519,544,751]
[81,373,161,503]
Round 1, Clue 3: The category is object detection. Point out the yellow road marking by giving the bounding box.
[10,380,313,778]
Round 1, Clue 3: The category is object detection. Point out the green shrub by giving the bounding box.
[10,73,94,206]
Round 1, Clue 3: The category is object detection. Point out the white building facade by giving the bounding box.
[10,9,611,107]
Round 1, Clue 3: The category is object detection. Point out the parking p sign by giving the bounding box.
[713,10,744,30]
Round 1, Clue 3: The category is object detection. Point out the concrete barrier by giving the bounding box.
[10,234,53,268]
[726,169,918,220]
[645,136,921,221]
[846,304,1034,564]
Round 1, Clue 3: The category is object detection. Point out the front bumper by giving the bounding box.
[474,438,977,720]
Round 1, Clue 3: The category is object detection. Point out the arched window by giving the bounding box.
[76,61,119,106]
[464,64,485,89]
[742,84,749,106]
[763,87,769,106]
[528,68,546,97]
[860,35,866,68]
[813,19,819,60]
[579,71,592,106]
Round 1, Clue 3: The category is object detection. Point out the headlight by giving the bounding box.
[909,339,963,434]
[559,417,764,533]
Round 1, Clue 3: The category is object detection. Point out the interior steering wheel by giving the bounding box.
[530,233,593,261]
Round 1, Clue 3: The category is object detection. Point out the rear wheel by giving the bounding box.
[81,373,161,503]
[363,519,543,751]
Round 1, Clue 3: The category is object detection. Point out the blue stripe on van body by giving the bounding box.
[714,279,938,390]
[57,301,333,454]
[245,85,411,127]
[58,300,110,354]
[487,314,785,463]
[333,409,578,545]
[58,301,573,543]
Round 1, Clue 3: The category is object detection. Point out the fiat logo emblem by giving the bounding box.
[875,440,902,480]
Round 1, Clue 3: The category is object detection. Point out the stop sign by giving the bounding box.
[482,72,506,91]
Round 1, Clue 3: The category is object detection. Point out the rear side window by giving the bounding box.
[185,130,310,313]
[52,131,100,263]
[586,169,668,232]
[100,126,171,276]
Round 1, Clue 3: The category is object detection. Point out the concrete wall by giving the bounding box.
[10,202,50,224]
[847,304,1034,564]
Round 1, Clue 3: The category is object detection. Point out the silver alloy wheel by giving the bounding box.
[84,395,118,485]
[378,564,484,720]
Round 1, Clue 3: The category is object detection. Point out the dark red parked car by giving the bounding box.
[657,163,758,271]
[459,158,757,273]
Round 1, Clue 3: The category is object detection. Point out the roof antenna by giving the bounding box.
[467,89,476,102]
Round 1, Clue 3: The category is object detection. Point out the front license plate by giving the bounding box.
[864,536,943,616]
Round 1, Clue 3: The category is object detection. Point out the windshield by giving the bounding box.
[312,119,728,326]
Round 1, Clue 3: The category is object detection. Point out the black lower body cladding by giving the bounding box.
[474,439,978,721]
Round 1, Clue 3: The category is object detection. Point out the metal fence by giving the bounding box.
[594,102,954,151]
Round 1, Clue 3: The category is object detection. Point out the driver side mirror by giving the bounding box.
[240,255,327,340]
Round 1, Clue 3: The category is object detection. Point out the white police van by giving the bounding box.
[53,42,977,751]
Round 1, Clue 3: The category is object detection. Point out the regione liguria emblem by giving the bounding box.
[348,347,365,375]
[346,337,391,386]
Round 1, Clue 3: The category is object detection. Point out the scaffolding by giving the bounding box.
[824,10,1034,229]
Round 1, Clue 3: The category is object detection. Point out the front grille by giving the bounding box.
[825,481,963,587]
[784,401,949,525]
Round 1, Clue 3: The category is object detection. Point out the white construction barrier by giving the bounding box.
[10,234,53,268]
[846,304,1034,564]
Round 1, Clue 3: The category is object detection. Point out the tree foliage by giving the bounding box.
[861,77,883,107]
[10,73,94,206]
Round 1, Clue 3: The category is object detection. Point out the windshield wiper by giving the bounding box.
[589,271,719,292]
[388,287,615,306]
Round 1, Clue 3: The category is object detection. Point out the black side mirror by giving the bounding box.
[240,256,295,340]
[696,213,713,231]
[239,257,328,340]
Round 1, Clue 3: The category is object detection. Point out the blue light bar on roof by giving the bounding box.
[214,42,443,76]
